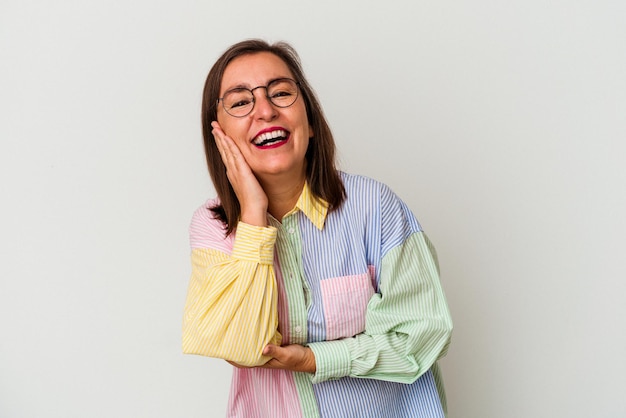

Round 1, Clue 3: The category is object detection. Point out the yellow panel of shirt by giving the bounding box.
[182,183,327,366]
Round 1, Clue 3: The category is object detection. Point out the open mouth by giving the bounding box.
[252,129,289,147]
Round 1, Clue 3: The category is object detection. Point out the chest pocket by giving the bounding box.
[320,271,375,341]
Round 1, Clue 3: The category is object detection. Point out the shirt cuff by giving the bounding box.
[308,339,351,384]
[231,222,278,265]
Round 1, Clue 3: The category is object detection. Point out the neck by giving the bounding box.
[258,171,306,221]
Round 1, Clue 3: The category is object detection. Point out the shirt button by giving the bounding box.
[287,227,295,234]
[294,325,302,333]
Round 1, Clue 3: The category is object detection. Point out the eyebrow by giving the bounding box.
[222,77,292,94]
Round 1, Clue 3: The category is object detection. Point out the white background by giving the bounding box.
[1,1,625,417]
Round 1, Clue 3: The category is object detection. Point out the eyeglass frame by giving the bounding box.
[216,77,301,118]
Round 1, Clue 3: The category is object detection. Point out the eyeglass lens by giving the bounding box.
[221,78,298,117]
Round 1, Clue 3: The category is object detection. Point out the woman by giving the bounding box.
[183,39,453,418]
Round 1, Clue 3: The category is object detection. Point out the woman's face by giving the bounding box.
[216,52,313,182]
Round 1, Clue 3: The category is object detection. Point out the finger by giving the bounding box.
[211,122,245,165]
[211,121,231,152]
[211,120,225,138]
[263,344,279,357]
[212,134,239,174]
[260,356,285,370]
[211,123,229,159]
[211,122,240,162]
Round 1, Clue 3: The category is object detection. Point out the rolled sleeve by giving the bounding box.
[308,339,352,383]
[231,222,278,264]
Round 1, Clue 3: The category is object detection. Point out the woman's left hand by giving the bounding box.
[260,344,316,373]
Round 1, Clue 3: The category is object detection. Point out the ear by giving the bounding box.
[309,125,314,138]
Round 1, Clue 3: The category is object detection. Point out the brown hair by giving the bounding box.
[201,39,345,235]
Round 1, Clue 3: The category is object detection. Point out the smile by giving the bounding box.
[252,129,290,147]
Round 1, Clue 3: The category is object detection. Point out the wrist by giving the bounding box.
[305,347,316,373]
[240,208,268,227]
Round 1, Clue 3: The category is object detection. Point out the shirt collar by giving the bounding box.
[284,182,328,230]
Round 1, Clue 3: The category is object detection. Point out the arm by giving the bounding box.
[182,217,282,367]
[182,121,282,366]
[308,231,452,384]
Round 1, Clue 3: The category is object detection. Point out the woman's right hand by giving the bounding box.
[212,121,268,227]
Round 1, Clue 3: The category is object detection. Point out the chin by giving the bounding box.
[257,161,304,177]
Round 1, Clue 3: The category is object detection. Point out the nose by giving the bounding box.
[252,89,277,121]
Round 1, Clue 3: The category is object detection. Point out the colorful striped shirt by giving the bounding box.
[183,172,453,417]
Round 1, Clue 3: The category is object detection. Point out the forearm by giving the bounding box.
[308,318,451,383]
[309,232,453,383]
[182,222,282,366]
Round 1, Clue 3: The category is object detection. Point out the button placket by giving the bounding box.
[279,216,308,345]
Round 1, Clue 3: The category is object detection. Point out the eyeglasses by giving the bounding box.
[217,78,300,118]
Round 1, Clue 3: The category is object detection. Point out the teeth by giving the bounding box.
[253,130,287,145]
